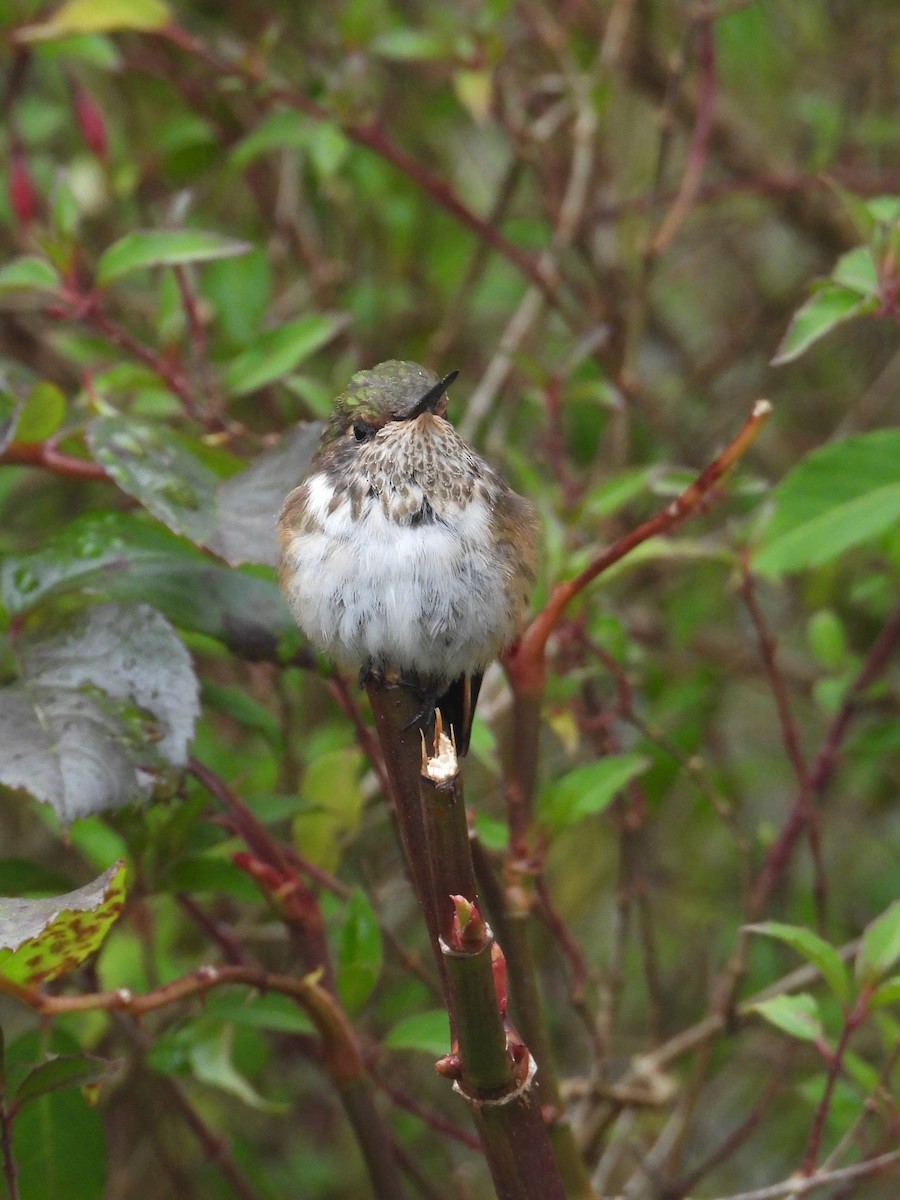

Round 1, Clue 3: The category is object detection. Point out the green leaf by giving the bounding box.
[0,861,125,986]
[370,28,449,60]
[384,1011,451,1057]
[746,921,850,1003]
[96,229,251,287]
[869,973,900,1010]
[209,422,321,566]
[582,467,654,520]
[752,430,900,576]
[87,417,220,546]
[831,246,879,296]
[18,0,170,40]
[202,990,315,1034]
[229,109,310,169]
[0,602,199,821]
[771,282,876,365]
[807,610,847,669]
[337,888,383,1014]
[292,748,364,872]
[749,993,824,1042]
[222,313,348,396]
[15,1054,120,1108]
[188,1025,288,1113]
[0,512,299,661]
[538,753,649,833]
[0,256,60,296]
[201,248,272,346]
[858,901,900,985]
[15,382,67,443]
[13,1079,106,1200]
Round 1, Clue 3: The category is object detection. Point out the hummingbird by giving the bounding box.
[276,360,539,752]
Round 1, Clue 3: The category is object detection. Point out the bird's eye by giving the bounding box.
[352,422,375,442]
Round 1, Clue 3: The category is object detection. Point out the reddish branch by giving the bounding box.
[651,14,716,253]
[0,440,108,480]
[748,603,900,916]
[739,556,827,925]
[507,398,773,694]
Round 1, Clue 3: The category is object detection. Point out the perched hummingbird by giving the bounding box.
[276,360,539,752]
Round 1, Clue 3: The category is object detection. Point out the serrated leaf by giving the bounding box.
[771,282,876,365]
[96,229,251,287]
[87,417,219,546]
[0,861,125,985]
[337,888,383,1014]
[15,1054,120,1107]
[209,422,320,566]
[0,512,299,661]
[746,921,849,1003]
[538,753,649,833]
[752,430,900,576]
[0,256,60,296]
[0,603,199,820]
[188,1025,288,1113]
[749,993,823,1042]
[384,1011,451,1056]
[222,313,347,396]
[858,900,900,985]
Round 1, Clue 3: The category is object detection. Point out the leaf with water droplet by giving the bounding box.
[209,421,321,566]
[0,513,300,662]
[0,602,199,821]
[87,416,219,546]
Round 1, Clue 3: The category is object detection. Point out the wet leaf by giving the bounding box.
[0,512,299,661]
[0,603,199,821]
[0,861,125,985]
[87,417,220,545]
[209,421,320,566]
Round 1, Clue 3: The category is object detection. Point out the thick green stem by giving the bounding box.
[419,729,567,1200]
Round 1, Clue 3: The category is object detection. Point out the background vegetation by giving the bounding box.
[0,1,899,1197]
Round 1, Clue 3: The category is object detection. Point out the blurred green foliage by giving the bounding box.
[0,1,899,1198]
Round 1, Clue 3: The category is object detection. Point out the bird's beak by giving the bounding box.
[402,370,459,421]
